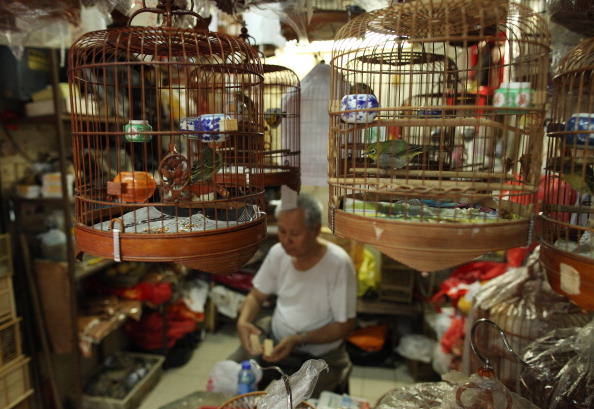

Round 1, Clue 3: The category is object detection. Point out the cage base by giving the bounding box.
[74,218,266,275]
[332,210,530,272]
[540,242,594,311]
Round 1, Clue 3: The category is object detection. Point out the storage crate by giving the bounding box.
[0,318,22,368]
[82,352,165,409]
[0,275,16,324]
[0,356,33,409]
[379,255,416,304]
[0,234,12,277]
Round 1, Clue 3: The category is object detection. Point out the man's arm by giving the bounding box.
[236,288,269,355]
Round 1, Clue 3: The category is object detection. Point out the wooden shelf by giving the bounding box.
[74,257,115,281]
[356,297,422,316]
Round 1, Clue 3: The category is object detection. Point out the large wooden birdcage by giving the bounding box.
[67,1,266,274]
[328,0,550,272]
[539,38,594,311]
[252,64,301,191]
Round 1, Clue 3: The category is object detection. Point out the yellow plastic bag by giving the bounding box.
[351,243,380,297]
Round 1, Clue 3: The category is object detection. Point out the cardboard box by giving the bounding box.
[0,46,51,101]
[30,82,71,102]
[25,97,99,117]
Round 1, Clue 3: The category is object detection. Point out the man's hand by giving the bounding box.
[237,321,262,356]
[236,288,268,356]
[262,334,300,363]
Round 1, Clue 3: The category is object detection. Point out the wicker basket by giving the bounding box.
[219,391,315,409]
[0,233,12,277]
[0,356,33,409]
[0,275,16,324]
[0,317,22,368]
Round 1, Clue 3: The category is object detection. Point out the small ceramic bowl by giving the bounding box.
[340,94,380,124]
[198,113,231,143]
[565,113,594,145]
[265,107,283,129]
[180,117,199,139]
[124,120,152,142]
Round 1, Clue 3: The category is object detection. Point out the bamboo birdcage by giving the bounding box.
[253,64,301,191]
[67,0,267,274]
[328,0,550,272]
[539,38,594,311]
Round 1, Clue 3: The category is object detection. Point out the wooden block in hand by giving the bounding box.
[250,334,261,354]
[263,339,274,357]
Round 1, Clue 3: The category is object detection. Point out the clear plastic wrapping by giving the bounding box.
[374,372,539,409]
[257,359,328,409]
[375,382,454,409]
[463,247,592,392]
[520,319,594,409]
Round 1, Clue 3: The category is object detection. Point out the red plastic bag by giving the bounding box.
[431,261,508,310]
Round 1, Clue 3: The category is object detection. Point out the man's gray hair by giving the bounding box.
[296,193,323,229]
[276,193,323,230]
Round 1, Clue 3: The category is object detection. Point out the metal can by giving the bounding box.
[124,120,152,142]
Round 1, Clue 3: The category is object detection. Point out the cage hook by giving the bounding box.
[470,318,528,370]
[129,0,209,29]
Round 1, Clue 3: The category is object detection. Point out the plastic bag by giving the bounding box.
[396,334,436,364]
[206,360,263,395]
[519,319,594,409]
[347,323,389,352]
[352,244,380,297]
[257,359,328,409]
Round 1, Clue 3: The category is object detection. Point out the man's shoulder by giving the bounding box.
[326,241,349,255]
[325,242,354,265]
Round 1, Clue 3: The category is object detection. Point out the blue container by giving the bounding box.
[566,113,594,145]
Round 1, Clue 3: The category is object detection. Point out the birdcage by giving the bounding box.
[328,0,550,272]
[68,0,266,274]
[250,64,300,191]
[539,37,594,311]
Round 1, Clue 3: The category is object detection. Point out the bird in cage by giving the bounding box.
[190,143,222,184]
[366,139,437,170]
[546,159,594,197]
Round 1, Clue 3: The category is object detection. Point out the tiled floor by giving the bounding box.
[139,323,414,409]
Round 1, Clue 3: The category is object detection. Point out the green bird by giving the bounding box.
[191,144,222,183]
[547,160,594,196]
[366,139,433,170]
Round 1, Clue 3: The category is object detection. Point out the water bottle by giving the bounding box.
[237,360,257,394]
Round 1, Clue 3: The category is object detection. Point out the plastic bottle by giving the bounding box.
[237,360,257,395]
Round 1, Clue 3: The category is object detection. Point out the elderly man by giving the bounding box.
[233,193,357,397]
